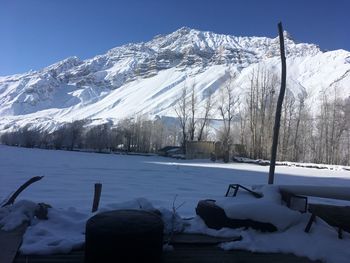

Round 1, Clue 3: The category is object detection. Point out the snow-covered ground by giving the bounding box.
[1,145,350,262]
[2,145,350,215]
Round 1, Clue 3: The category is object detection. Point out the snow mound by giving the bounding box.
[0,198,184,255]
[99,197,184,234]
[20,207,88,255]
[215,186,302,230]
[219,214,350,263]
[0,200,38,231]
[185,186,350,263]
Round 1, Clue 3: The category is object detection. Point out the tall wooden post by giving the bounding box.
[92,183,102,213]
[268,22,287,184]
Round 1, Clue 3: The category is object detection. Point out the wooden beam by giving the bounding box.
[279,185,350,201]
[92,183,102,213]
[0,223,28,263]
[268,22,287,185]
[2,176,44,207]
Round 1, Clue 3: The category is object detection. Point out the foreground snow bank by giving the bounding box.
[2,146,350,261]
[0,200,38,231]
[1,194,350,262]
[21,206,88,254]
[219,216,350,263]
[186,211,350,263]
[184,187,350,263]
[184,212,350,263]
[0,198,183,255]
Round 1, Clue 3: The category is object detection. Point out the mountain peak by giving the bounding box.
[107,27,321,62]
[0,26,343,131]
[45,56,82,73]
[175,26,193,33]
[283,30,295,41]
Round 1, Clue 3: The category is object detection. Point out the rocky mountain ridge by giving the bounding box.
[0,27,349,132]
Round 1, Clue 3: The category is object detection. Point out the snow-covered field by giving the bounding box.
[1,145,350,262]
[2,145,350,215]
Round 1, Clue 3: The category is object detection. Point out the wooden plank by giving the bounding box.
[14,240,321,263]
[278,185,350,201]
[14,248,321,263]
[164,246,321,263]
[14,251,84,263]
[0,223,28,263]
[308,204,350,231]
[167,233,241,245]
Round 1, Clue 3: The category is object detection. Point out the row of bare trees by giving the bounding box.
[217,66,350,165]
[173,66,349,165]
[173,73,240,162]
[312,92,350,165]
[1,67,349,165]
[0,117,177,153]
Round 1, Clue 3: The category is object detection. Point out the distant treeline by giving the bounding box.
[239,68,350,166]
[0,117,179,153]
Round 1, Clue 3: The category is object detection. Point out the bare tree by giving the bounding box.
[197,89,214,141]
[174,85,189,152]
[86,123,111,152]
[245,66,278,159]
[188,83,197,141]
[280,90,296,160]
[218,72,239,162]
[292,93,307,161]
[344,97,350,165]
[311,86,349,165]
[67,120,86,150]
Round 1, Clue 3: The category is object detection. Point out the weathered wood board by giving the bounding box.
[278,185,350,201]
[167,233,242,245]
[14,233,321,263]
[14,247,321,263]
[0,223,28,263]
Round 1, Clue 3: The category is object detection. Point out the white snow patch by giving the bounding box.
[219,216,350,263]
[20,207,88,255]
[0,200,37,231]
[216,186,302,230]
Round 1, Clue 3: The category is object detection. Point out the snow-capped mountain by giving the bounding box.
[0,27,349,131]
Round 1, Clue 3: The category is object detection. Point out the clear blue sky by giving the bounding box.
[1,0,349,76]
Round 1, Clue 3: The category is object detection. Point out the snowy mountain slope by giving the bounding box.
[0,27,349,131]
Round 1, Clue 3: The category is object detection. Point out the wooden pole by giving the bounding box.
[268,22,287,184]
[2,176,44,207]
[92,183,102,213]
